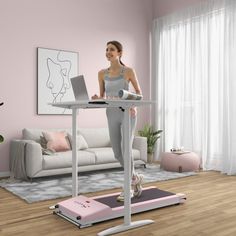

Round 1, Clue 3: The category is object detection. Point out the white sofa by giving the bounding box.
[10,128,147,180]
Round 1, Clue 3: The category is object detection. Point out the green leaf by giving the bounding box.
[138,124,163,154]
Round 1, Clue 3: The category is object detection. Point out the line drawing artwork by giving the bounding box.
[46,52,72,103]
[38,48,78,115]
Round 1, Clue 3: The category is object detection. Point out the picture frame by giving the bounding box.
[37,47,78,115]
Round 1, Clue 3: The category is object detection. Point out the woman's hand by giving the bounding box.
[91,94,100,100]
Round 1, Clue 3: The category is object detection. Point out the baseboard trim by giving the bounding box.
[0,171,10,178]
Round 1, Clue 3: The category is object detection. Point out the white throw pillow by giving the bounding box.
[67,133,88,150]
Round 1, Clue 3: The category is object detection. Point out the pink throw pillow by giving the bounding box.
[42,131,70,152]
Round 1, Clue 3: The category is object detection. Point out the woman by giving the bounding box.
[92,40,144,201]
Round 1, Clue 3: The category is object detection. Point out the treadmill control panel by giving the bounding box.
[58,195,112,222]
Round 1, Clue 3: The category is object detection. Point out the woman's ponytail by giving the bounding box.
[119,57,125,66]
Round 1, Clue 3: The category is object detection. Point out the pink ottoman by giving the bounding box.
[160,152,200,173]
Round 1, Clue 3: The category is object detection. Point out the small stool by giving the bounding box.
[160,152,200,172]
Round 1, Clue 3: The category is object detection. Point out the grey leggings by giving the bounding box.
[106,108,137,176]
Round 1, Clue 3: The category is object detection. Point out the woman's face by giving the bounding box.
[106,43,121,62]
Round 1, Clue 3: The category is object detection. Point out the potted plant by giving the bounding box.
[138,124,163,164]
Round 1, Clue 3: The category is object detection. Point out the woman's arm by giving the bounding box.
[91,70,105,99]
[125,68,142,117]
[126,68,142,95]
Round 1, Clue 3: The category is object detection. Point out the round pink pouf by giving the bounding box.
[160,152,201,172]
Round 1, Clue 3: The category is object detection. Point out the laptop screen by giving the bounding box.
[70,75,89,101]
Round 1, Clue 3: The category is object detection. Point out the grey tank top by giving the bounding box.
[104,66,129,97]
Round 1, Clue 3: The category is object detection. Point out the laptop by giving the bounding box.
[70,75,107,104]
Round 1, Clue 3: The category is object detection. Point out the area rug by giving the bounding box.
[0,165,196,203]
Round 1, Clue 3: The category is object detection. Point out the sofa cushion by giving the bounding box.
[23,128,110,148]
[23,128,71,143]
[87,148,141,164]
[43,150,96,170]
[67,133,88,150]
[42,131,71,152]
[78,128,111,148]
[86,148,117,164]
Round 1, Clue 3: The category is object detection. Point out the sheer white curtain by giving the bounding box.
[152,0,236,174]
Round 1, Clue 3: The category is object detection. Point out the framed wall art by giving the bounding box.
[37,47,78,114]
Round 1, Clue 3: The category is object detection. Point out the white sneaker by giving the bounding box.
[117,189,134,202]
[132,173,144,197]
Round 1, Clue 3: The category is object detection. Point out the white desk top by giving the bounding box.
[51,99,154,109]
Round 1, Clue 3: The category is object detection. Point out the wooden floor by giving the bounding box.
[1,171,236,236]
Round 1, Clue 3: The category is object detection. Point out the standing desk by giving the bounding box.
[51,100,153,235]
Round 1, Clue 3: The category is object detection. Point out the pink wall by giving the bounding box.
[0,0,153,174]
[153,0,204,18]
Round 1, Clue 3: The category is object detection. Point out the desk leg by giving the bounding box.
[98,108,153,236]
[123,108,131,225]
[72,108,78,197]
